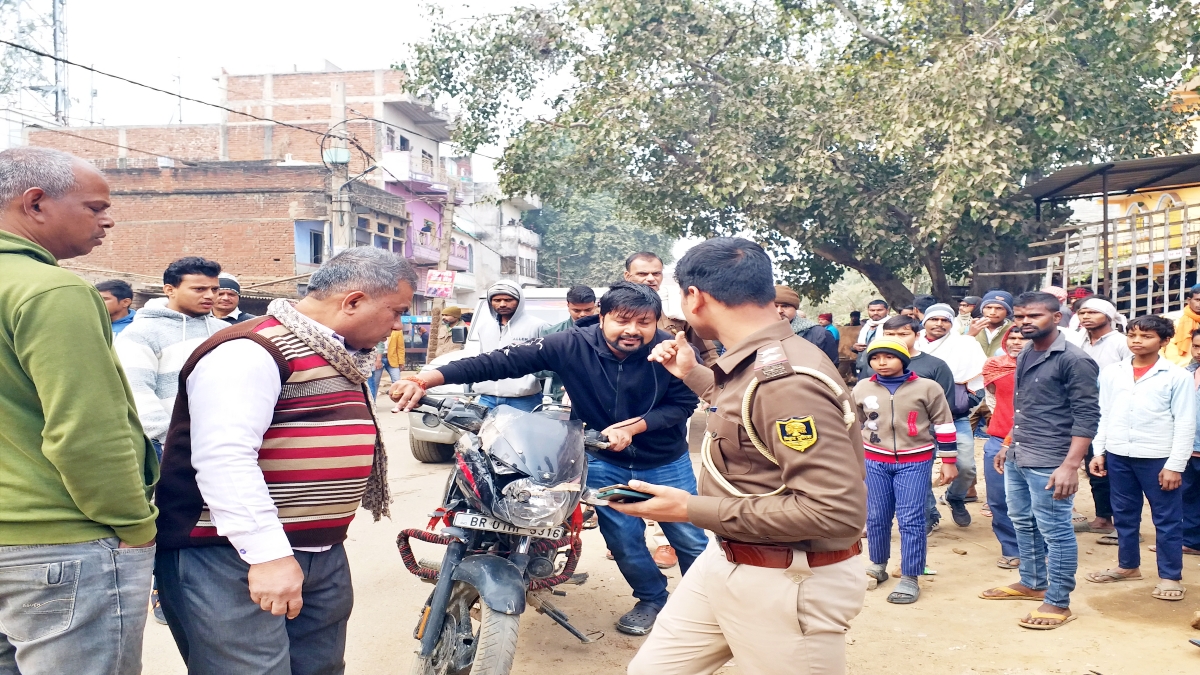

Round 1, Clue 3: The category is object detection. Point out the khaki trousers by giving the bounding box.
[628,542,865,675]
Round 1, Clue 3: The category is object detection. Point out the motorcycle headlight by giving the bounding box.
[493,478,576,529]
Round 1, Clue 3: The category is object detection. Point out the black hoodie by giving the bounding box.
[436,315,700,470]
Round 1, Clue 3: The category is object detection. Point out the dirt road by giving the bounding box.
[144,406,1200,674]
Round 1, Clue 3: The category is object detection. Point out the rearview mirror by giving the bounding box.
[451,326,467,344]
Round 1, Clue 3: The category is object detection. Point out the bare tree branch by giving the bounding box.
[828,0,893,47]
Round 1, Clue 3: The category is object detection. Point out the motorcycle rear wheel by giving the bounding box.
[410,581,520,675]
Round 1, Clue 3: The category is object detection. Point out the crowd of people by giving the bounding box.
[3,145,1199,675]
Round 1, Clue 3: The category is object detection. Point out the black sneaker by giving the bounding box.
[949,501,971,527]
[616,601,662,636]
[926,518,941,535]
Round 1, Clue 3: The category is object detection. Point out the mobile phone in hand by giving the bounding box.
[596,484,654,503]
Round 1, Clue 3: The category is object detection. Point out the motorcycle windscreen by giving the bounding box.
[479,405,585,486]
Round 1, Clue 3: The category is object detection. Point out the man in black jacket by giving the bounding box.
[391,282,709,637]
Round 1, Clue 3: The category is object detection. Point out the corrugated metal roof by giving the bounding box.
[1018,153,1200,201]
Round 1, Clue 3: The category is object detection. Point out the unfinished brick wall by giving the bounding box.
[69,164,330,296]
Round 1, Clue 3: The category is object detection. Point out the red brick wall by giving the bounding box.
[70,164,329,295]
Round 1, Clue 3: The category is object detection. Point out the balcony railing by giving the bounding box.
[1030,198,1199,317]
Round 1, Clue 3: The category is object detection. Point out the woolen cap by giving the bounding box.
[922,303,955,324]
[818,312,833,322]
[774,285,801,309]
[866,337,911,368]
[980,290,1014,317]
[218,273,241,294]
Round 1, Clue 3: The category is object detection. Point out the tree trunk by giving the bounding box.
[814,244,915,308]
[919,246,954,303]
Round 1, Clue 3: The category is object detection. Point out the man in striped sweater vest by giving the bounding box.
[154,248,416,675]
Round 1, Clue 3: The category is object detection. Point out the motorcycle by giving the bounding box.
[400,395,609,675]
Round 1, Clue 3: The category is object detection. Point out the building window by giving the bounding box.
[374,235,389,249]
[385,127,396,150]
[393,227,404,238]
[310,231,324,264]
[357,217,369,230]
[377,223,387,233]
[519,257,536,279]
[399,135,410,152]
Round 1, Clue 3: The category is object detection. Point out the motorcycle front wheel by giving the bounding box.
[410,580,521,675]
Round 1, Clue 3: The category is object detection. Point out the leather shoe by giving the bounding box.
[652,545,678,569]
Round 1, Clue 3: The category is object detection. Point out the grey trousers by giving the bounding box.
[0,538,156,675]
[155,544,353,675]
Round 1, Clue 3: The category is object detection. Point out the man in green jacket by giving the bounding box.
[0,147,158,674]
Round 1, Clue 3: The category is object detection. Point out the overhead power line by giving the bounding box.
[0,112,193,163]
[0,38,328,138]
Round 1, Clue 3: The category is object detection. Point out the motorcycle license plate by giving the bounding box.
[451,513,565,540]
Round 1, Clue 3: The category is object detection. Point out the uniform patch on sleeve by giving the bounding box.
[776,416,817,452]
[754,345,793,381]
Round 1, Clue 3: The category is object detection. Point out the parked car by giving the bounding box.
[408,287,602,462]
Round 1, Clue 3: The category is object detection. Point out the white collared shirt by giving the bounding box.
[186,310,341,564]
[1093,356,1196,472]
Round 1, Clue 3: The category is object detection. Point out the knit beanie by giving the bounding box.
[922,303,955,324]
[980,290,1014,317]
[866,337,912,368]
[218,273,241,295]
[774,285,800,308]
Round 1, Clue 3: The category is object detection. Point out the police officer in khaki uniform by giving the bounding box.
[611,237,867,675]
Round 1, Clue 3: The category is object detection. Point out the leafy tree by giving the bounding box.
[405,0,1199,305]
[524,192,676,287]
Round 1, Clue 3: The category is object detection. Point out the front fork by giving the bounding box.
[416,533,532,658]
[417,529,469,657]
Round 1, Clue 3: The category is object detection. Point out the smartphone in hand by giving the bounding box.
[595,484,654,503]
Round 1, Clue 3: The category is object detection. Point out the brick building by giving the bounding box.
[25,65,541,313]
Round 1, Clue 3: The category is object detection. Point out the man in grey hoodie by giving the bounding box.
[115,257,226,454]
[471,279,548,411]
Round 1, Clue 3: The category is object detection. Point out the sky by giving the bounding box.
[9,0,527,128]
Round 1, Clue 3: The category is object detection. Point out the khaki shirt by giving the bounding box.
[683,321,866,552]
[431,320,465,359]
[659,315,719,367]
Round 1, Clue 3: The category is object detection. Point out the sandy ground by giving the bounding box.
[143,406,1200,674]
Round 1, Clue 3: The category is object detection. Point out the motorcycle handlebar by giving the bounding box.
[417,395,449,411]
[583,431,610,451]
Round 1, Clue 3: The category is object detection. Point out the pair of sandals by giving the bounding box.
[978,585,1076,629]
[1084,568,1186,600]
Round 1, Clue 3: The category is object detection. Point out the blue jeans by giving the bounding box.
[587,453,710,608]
[944,418,978,505]
[1108,453,1183,580]
[865,459,931,577]
[0,538,156,675]
[478,394,542,412]
[156,544,353,675]
[367,367,382,400]
[1005,460,1077,608]
[983,436,1018,557]
[1182,456,1200,550]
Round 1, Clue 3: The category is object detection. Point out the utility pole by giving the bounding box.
[52,0,68,126]
[326,80,350,259]
[426,183,457,362]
